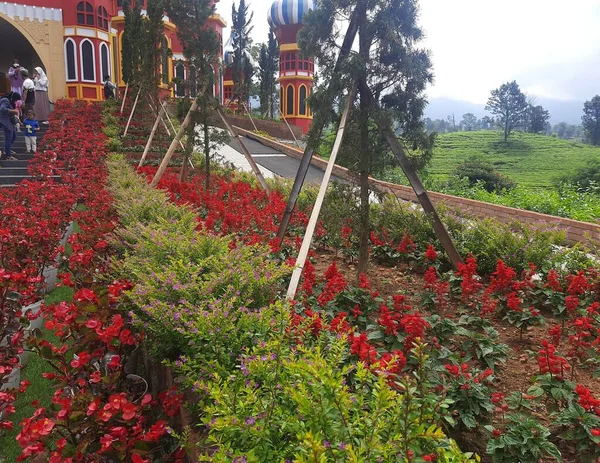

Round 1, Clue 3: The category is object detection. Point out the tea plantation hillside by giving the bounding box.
[428,131,600,188]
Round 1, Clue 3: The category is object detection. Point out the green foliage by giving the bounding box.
[231,0,254,109]
[486,414,562,462]
[425,130,600,189]
[257,30,278,118]
[563,160,600,191]
[555,402,600,460]
[453,156,516,192]
[200,338,478,462]
[485,81,528,142]
[582,95,600,146]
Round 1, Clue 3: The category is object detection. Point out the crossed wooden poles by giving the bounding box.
[130,13,462,300]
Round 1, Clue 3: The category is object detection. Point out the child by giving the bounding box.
[103,75,116,100]
[23,110,39,154]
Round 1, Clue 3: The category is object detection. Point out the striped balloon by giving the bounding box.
[267,0,316,28]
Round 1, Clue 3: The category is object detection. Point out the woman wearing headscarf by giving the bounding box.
[33,67,51,123]
[0,92,21,160]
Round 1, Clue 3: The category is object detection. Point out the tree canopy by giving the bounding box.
[299,0,434,274]
[582,95,600,146]
[258,30,279,118]
[231,0,254,110]
[485,81,528,142]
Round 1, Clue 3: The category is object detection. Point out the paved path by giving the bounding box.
[217,135,341,184]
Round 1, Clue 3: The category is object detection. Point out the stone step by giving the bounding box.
[0,159,28,168]
[0,175,60,185]
[0,167,29,176]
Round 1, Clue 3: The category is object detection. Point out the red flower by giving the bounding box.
[425,245,438,261]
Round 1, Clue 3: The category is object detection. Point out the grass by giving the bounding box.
[426,131,600,188]
[0,285,74,463]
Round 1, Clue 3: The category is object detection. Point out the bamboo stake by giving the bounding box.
[377,121,463,267]
[276,10,359,244]
[215,105,271,194]
[139,105,163,168]
[149,102,172,136]
[241,101,258,132]
[120,83,129,115]
[123,88,141,137]
[286,85,356,301]
[150,98,199,187]
[280,113,301,149]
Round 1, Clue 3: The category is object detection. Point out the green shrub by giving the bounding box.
[562,160,600,191]
[453,157,517,192]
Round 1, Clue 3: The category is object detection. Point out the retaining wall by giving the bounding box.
[235,126,600,245]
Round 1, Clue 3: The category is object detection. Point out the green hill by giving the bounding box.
[428,131,600,188]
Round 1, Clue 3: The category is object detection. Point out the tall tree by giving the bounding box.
[299,0,434,276]
[582,95,600,146]
[258,30,279,118]
[461,113,478,131]
[121,0,163,93]
[485,81,528,142]
[231,0,254,111]
[168,0,225,185]
[526,104,550,134]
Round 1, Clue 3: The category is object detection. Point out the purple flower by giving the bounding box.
[245,417,255,426]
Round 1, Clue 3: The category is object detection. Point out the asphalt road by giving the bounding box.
[227,136,343,185]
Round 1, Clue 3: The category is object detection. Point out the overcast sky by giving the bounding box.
[215,0,600,104]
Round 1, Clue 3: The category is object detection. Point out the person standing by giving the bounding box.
[33,67,51,123]
[8,60,24,95]
[0,92,21,160]
[103,75,116,100]
[20,68,35,118]
[23,110,39,154]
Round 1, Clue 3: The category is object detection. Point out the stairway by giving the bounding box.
[0,124,50,186]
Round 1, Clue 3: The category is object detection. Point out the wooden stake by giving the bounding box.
[120,83,129,115]
[139,105,163,168]
[123,88,140,137]
[286,85,356,301]
[281,113,301,149]
[150,98,199,187]
[241,101,258,132]
[215,105,271,194]
[276,10,359,244]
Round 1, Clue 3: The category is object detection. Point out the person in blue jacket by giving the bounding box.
[0,92,21,160]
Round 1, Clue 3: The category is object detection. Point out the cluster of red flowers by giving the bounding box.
[0,101,185,462]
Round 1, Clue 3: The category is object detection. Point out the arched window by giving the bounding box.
[299,85,307,116]
[174,62,185,97]
[97,6,109,30]
[279,86,284,116]
[64,39,77,81]
[100,43,110,82]
[80,39,96,82]
[161,36,169,84]
[286,85,294,116]
[77,2,94,26]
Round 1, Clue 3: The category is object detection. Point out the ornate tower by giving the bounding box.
[267,0,315,134]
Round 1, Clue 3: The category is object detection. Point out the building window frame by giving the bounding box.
[286,85,294,116]
[80,38,97,83]
[97,6,109,30]
[298,85,307,116]
[99,42,110,83]
[64,38,78,82]
[174,61,186,98]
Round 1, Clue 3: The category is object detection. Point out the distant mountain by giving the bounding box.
[425,97,585,125]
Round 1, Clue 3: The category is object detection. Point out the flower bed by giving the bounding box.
[2,100,183,462]
[126,160,600,462]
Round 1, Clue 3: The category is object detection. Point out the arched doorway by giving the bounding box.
[0,15,47,95]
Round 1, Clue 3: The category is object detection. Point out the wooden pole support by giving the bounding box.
[286,85,357,301]
[139,105,163,168]
[215,105,271,194]
[150,98,199,187]
[120,82,129,115]
[123,88,141,137]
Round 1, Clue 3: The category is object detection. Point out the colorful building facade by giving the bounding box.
[0,0,225,101]
[1,0,313,133]
[268,0,315,134]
